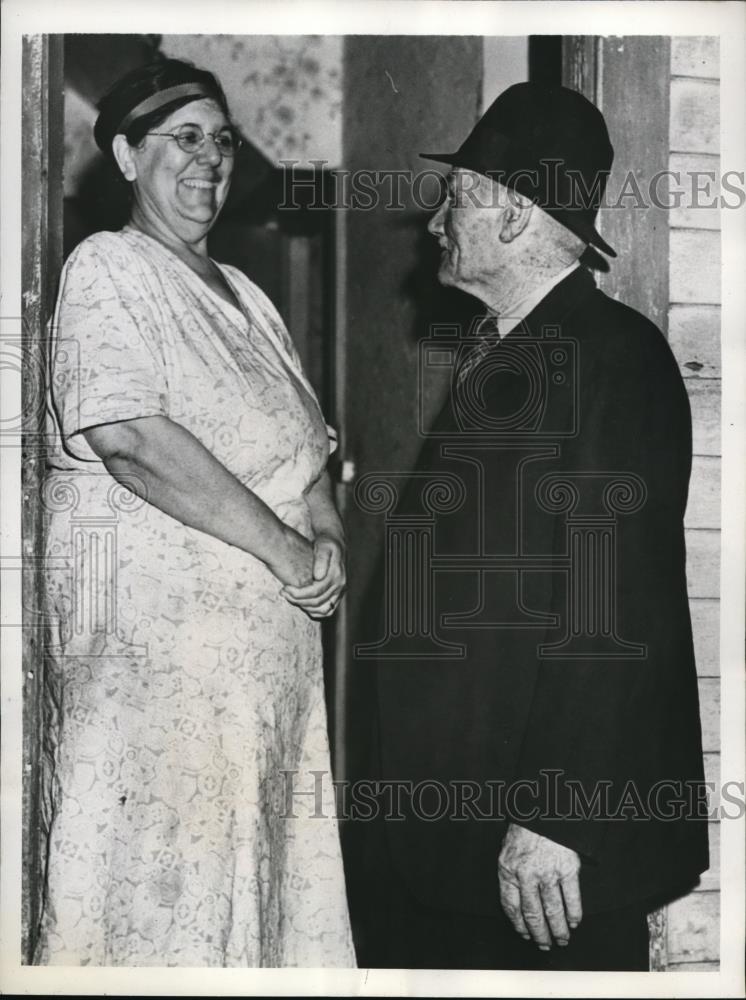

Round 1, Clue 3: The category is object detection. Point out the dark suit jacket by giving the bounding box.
[371,266,709,917]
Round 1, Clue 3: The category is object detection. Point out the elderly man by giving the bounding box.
[355,82,708,971]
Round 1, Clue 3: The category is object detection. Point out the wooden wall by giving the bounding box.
[665,35,721,971]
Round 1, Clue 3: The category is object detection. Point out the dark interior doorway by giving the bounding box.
[528,35,563,85]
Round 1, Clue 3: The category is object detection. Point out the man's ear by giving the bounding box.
[111,134,138,182]
[498,199,534,244]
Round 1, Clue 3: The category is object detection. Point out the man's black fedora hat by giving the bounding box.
[421,81,616,257]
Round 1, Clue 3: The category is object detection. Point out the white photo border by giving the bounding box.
[1,1,744,996]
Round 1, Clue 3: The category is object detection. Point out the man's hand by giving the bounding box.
[498,823,582,950]
[281,533,346,619]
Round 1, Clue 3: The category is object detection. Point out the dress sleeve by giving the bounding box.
[51,236,169,461]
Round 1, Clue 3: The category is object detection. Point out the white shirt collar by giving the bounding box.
[494,261,580,339]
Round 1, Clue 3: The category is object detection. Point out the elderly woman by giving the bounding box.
[37,58,355,967]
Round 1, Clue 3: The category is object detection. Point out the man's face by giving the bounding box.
[428,169,507,293]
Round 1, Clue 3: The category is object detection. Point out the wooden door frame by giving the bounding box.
[563,35,671,335]
[21,33,64,963]
[562,34,672,971]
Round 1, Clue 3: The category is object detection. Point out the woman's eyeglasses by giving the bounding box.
[145,123,242,157]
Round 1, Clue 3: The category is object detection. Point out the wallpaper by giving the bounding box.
[160,35,343,168]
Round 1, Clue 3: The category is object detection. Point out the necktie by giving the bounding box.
[456,314,501,386]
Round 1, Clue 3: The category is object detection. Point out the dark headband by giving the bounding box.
[115,82,215,133]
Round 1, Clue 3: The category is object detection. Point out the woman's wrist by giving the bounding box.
[266,522,314,585]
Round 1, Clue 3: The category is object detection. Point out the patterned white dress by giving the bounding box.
[35,227,355,967]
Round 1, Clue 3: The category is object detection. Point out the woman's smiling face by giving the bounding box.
[126,97,234,241]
